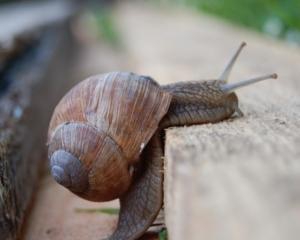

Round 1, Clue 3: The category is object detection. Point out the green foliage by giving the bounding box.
[75,207,120,215]
[159,229,168,240]
[92,9,121,46]
[172,0,300,44]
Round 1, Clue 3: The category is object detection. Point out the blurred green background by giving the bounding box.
[169,0,300,45]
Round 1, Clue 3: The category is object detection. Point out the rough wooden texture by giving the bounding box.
[114,3,300,240]
[0,2,76,239]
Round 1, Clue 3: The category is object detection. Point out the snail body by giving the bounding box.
[48,43,277,240]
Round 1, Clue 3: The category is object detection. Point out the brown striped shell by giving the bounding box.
[48,72,172,201]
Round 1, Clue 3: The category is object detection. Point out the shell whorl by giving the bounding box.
[47,72,172,201]
[50,150,88,193]
[48,122,133,201]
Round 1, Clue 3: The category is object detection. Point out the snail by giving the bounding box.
[47,42,277,240]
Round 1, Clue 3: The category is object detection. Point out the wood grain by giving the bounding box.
[0,2,76,238]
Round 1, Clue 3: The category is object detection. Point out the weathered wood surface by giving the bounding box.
[0,2,77,239]
[114,3,300,240]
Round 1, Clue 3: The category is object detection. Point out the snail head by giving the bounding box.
[200,42,277,115]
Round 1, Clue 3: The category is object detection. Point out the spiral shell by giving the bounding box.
[48,72,172,201]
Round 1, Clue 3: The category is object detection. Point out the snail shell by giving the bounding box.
[48,72,172,201]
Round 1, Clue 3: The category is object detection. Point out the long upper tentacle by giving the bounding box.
[219,42,246,82]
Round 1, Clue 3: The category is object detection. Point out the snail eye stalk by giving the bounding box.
[220,73,277,93]
[219,42,246,82]
[218,42,277,93]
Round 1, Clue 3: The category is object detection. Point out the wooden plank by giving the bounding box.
[165,124,300,240]
[114,3,300,240]
[0,16,77,240]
